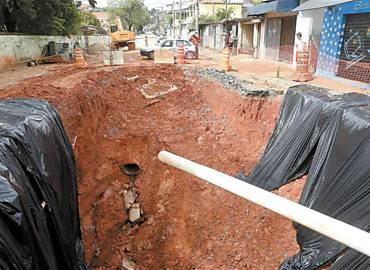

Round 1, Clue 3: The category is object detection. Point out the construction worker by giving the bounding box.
[189,32,200,59]
[295,32,308,61]
[224,30,234,53]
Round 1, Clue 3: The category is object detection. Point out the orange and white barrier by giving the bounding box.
[293,51,313,82]
[176,45,186,65]
[74,48,87,68]
[220,48,231,72]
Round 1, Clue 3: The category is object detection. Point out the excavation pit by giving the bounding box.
[0,64,304,269]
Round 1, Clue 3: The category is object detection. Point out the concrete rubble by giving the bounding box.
[122,258,136,270]
[196,68,272,97]
[124,190,137,210]
[128,203,141,222]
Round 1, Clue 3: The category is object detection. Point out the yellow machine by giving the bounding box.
[110,17,136,50]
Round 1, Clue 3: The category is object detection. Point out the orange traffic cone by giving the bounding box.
[176,45,186,65]
[293,51,313,82]
[220,48,231,72]
[74,48,87,68]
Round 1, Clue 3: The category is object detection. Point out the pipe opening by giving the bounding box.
[121,163,141,176]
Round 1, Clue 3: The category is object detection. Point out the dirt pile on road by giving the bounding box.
[0,64,303,269]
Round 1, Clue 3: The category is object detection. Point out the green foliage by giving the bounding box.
[198,7,234,25]
[215,7,234,20]
[79,10,101,28]
[165,14,173,27]
[108,0,150,32]
[0,0,87,35]
[199,14,218,24]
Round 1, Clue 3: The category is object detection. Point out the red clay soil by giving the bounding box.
[0,64,306,269]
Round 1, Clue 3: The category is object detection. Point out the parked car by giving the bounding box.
[140,39,196,60]
[156,36,167,45]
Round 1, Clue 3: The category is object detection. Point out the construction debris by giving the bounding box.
[122,258,136,270]
[196,68,271,97]
[128,203,141,222]
[154,49,175,64]
[124,190,137,210]
[126,75,139,82]
[138,84,178,99]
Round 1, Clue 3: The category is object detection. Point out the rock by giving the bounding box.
[122,258,136,270]
[124,190,137,210]
[129,203,141,222]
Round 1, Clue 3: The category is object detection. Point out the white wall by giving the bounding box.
[0,35,110,65]
[259,19,267,59]
[293,7,324,66]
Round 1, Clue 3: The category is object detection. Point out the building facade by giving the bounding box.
[199,0,243,18]
[315,0,370,85]
[238,0,299,63]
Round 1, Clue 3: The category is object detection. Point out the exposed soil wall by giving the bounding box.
[0,65,302,269]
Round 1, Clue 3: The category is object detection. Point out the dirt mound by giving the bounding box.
[0,64,302,269]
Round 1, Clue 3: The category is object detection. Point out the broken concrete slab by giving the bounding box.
[122,257,136,270]
[124,190,137,210]
[129,203,141,222]
[154,49,174,64]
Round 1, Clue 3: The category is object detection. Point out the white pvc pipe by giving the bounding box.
[158,150,370,257]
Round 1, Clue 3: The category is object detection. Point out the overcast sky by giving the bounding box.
[96,0,172,9]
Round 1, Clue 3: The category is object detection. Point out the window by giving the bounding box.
[184,40,192,46]
[177,40,192,47]
[162,40,174,47]
[176,40,184,46]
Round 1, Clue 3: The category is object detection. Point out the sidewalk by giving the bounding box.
[199,48,368,94]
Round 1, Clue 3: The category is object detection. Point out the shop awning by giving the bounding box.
[292,0,353,12]
[246,0,299,16]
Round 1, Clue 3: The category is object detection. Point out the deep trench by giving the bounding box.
[1,65,302,269]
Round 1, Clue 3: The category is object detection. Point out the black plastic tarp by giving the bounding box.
[237,86,370,269]
[0,99,86,269]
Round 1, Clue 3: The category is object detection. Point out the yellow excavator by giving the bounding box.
[110,16,136,50]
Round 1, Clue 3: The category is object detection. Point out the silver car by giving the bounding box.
[140,38,196,60]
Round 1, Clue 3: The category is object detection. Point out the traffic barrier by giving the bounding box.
[74,48,87,68]
[154,50,175,64]
[103,51,111,65]
[111,50,124,65]
[176,45,186,65]
[293,51,313,82]
[220,48,231,72]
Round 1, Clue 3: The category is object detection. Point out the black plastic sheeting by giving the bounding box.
[237,86,370,270]
[0,99,86,269]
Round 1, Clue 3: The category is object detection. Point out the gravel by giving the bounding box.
[195,68,273,97]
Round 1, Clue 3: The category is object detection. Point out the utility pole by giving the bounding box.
[179,0,182,38]
[195,0,199,33]
[225,0,228,20]
[172,1,176,38]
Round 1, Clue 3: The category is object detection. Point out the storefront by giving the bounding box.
[242,0,299,63]
[315,0,370,84]
[264,13,297,63]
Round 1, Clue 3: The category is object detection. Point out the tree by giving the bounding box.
[215,7,234,20]
[108,0,149,32]
[79,10,101,28]
[199,14,218,24]
[165,14,173,28]
[0,0,96,34]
